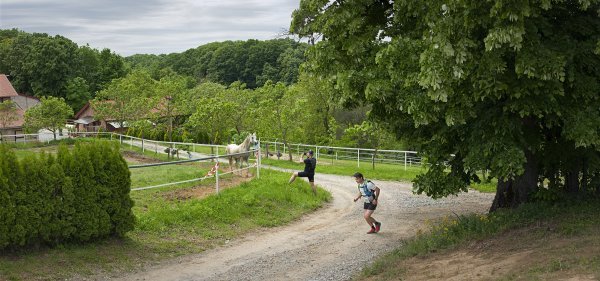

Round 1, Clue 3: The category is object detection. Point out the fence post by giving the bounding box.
[142,138,145,152]
[215,163,220,194]
[404,152,407,171]
[257,140,261,179]
[358,149,360,167]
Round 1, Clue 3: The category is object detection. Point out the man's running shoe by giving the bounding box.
[367,227,376,234]
[375,221,381,233]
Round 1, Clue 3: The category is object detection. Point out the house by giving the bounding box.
[73,101,125,132]
[0,74,40,141]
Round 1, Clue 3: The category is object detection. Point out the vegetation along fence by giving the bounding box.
[261,141,421,170]
[2,132,262,194]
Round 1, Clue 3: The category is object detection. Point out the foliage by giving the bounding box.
[92,70,156,129]
[64,77,91,112]
[24,96,73,140]
[0,141,134,250]
[125,39,307,88]
[0,163,330,280]
[255,81,307,160]
[0,99,18,135]
[291,0,600,209]
[0,29,127,110]
[187,83,238,144]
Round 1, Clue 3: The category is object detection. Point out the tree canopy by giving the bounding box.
[125,39,307,89]
[0,29,127,111]
[291,0,600,210]
[24,96,73,140]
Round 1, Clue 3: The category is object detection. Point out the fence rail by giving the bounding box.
[260,141,421,170]
[1,132,422,170]
[2,131,261,194]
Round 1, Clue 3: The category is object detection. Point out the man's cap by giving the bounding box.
[353,172,363,178]
[307,150,314,155]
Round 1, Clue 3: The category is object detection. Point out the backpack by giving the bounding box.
[360,180,376,201]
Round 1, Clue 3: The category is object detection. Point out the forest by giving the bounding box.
[0,28,404,151]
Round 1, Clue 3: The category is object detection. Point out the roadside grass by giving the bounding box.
[261,158,496,193]
[0,149,331,281]
[261,157,424,182]
[357,199,600,280]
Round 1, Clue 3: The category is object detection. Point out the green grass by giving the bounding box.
[0,149,331,281]
[262,157,496,193]
[357,199,600,280]
[261,157,424,182]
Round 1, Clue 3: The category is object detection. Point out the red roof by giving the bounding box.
[0,74,18,98]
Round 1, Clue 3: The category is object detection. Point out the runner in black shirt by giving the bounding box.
[288,150,317,195]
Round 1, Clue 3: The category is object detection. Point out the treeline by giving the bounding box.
[0,141,135,250]
[94,70,405,154]
[0,29,306,111]
[125,39,307,89]
[1,29,403,150]
[0,29,127,112]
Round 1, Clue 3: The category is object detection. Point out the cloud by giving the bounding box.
[0,0,300,56]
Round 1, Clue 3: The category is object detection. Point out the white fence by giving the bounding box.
[261,141,421,170]
[1,131,421,171]
[2,131,261,193]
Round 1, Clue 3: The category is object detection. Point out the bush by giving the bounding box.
[0,141,135,250]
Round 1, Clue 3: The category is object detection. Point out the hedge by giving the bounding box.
[0,141,135,250]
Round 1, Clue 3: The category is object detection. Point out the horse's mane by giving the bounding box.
[226,134,254,154]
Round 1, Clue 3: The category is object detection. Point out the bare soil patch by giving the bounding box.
[161,176,254,201]
[121,150,163,164]
[390,225,600,281]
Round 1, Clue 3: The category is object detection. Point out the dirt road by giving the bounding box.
[115,173,494,281]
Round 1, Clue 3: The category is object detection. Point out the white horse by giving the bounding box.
[226,133,257,172]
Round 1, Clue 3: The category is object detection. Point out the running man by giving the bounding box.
[288,150,317,195]
[352,172,381,234]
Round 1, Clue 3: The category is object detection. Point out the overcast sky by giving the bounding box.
[0,0,300,56]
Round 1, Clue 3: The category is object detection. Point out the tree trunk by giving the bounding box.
[582,157,588,193]
[490,151,538,212]
[265,143,270,159]
[565,164,580,194]
[284,140,293,161]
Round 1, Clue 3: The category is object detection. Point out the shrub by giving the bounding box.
[0,141,135,250]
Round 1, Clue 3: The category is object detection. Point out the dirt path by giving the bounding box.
[114,173,494,281]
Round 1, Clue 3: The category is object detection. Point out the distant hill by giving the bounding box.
[125,38,308,89]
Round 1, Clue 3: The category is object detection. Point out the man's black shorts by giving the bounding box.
[363,202,377,210]
[297,171,315,182]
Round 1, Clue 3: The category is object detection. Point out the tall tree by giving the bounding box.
[92,71,156,130]
[64,77,91,112]
[24,96,73,140]
[291,0,600,210]
[256,81,306,160]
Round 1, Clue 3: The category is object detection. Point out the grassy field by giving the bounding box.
[261,157,496,193]
[0,146,331,281]
[357,199,600,280]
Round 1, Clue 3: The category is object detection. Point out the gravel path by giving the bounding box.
[114,172,494,281]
